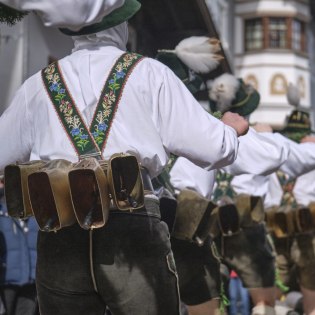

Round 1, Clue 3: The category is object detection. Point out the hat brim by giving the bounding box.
[229,89,260,116]
[60,0,141,36]
[209,78,260,116]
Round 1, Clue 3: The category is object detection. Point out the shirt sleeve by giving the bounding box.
[265,133,315,178]
[155,66,239,171]
[294,169,315,206]
[223,128,290,176]
[231,173,271,199]
[169,157,216,199]
[0,85,33,171]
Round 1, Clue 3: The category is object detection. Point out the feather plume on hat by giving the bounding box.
[208,74,240,113]
[286,83,301,107]
[174,36,224,73]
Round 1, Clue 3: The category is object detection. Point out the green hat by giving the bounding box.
[0,4,28,25]
[280,109,312,142]
[209,78,260,116]
[60,0,141,36]
[155,51,203,95]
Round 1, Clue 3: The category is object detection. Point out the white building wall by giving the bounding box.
[206,0,234,68]
[235,0,309,17]
[0,13,73,114]
[0,21,25,112]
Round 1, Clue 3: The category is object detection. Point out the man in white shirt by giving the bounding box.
[167,73,286,315]
[0,1,249,315]
[169,76,315,315]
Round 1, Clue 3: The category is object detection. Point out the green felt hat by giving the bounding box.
[60,0,141,36]
[280,109,312,142]
[209,78,260,116]
[155,51,203,95]
[0,4,28,25]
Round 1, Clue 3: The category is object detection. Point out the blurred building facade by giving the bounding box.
[0,14,73,114]
[0,0,314,128]
[208,0,314,128]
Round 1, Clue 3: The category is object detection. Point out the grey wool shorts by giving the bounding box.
[171,236,221,306]
[36,197,181,315]
[273,232,315,290]
[215,223,276,289]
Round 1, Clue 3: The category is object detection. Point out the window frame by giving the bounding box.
[244,16,307,53]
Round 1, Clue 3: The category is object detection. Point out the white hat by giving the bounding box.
[0,0,125,29]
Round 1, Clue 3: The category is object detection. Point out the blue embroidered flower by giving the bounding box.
[92,131,99,138]
[59,88,66,94]
[109,79,115,84]
[70,128,80,136]
[49,83,59,92]
[98,122,108,132]
[116,71,126,79]
[80,134,88,140]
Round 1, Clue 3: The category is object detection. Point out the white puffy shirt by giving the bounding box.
[170,128,290,198]
[0,46,239,178]
[233,134,315,207]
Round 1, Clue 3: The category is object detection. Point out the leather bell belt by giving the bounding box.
[265,204,315,238]
[171,190,265,247]
[4,153,150,232]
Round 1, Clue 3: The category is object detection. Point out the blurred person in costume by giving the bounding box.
[0,177,39,315]
[231,84,315,315]
[262,85,315,315]
[0,2,249,315]
[155,40,295,315]
[168,74,315,315]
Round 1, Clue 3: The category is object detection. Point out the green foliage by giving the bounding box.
[0,4,28,26]
[212,111,223,120]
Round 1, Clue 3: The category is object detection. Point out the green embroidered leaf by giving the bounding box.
[55,94,65,101]
[42,53,142,157]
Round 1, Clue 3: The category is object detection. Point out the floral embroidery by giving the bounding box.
[277,171,297,207]
[43,64,91,153]
[42,53,143,156]
[90,53,142,147]
[212,170,236,203]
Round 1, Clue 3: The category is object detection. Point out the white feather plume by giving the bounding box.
[175,36,223,74]
[286,83,300,107]
[208,73,240,113]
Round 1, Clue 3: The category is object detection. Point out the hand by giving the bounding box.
[252,123,273,133]
[300,135,315,143]
[221,112,249,137]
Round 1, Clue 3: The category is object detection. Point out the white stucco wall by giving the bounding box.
[0,13,73,114]
[0,21,25,112]
[235,0,309,18]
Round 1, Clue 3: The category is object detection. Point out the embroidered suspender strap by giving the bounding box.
[212,170,236,203]
[89,53,143,151]
[42,52,144,158]
[42,62,99,158]
[276,171,297,207]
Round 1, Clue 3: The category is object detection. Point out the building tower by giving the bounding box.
[234,0,311,128]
